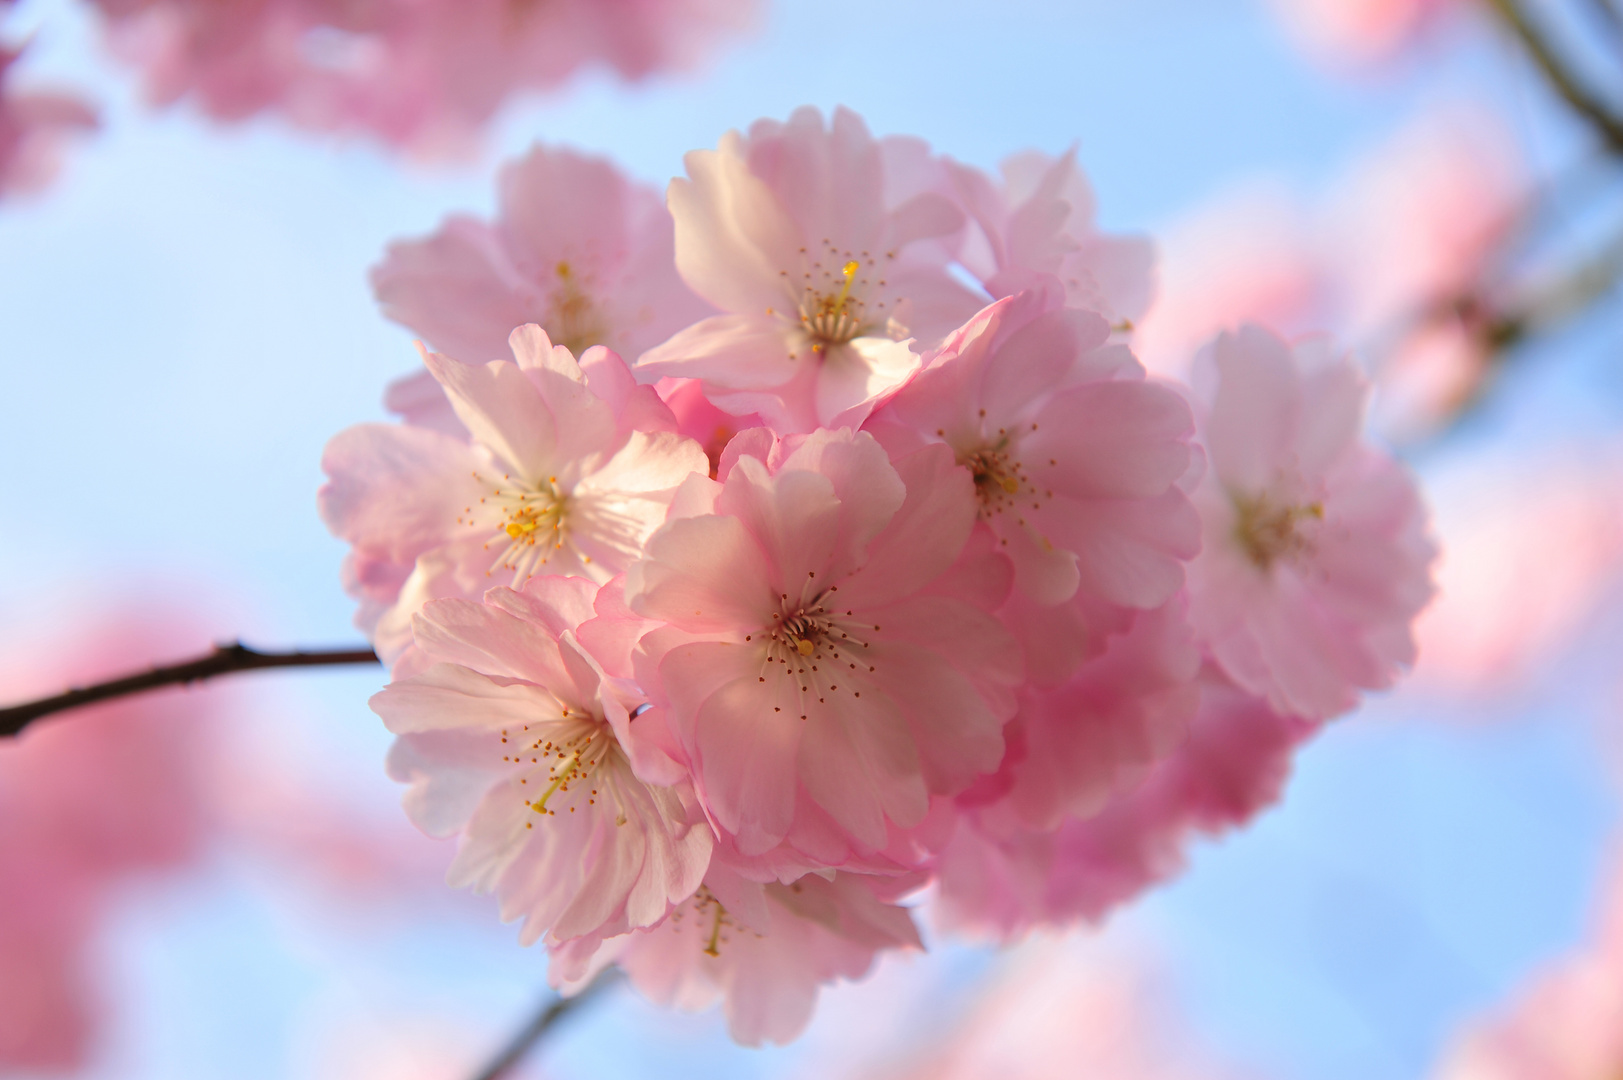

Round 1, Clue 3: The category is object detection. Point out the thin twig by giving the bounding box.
[470,971,617,1080]
[1485,0,1623,152]
[0,642,380,737]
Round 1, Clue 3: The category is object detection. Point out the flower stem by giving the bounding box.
[0,642,380,737]
[470,972,617,1080]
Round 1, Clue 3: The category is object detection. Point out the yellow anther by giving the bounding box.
[999,476,1020,494]
[795,638,816,657]
[831,260,860,313]
[555,260,572,279]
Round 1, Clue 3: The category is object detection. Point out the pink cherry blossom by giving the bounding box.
[625,427,1022,866]
[1186,325,1435,721]
[948,148,1156,327]
[974,599,1202,831]
[636,106,986,433]
[370,574,713,949]
[866,291,1200,609]
[372,144,711,433]
[89,0,756,152]
[0,45,97,200]
[935,672,1311,940]
[320,325,709,668]
[551,865,921,1046]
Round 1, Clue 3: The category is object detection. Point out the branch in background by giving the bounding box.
[470,971,618,1080]
[1485,0,1623,152]
[0,643,381,737]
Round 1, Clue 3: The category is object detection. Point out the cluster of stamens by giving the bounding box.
[1231,492,1324,570]
[460,470,571,585]
[747,574,880,721]
[956,419,1050,522]
[666,886,763,957]
[502,712,625,828]
[542,260,608,355]
[776,240,898,356]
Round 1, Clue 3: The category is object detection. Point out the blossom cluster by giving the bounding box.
[322,107,1437,1044]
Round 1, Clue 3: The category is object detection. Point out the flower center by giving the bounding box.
[1232,492,1323,570]
[748,578,880,720]
[959,428,1045,520]
[775,241,900,357]
[465,470,572,585]
[502,713,626,827]
[544,261,607,355]
[667,886,741,957]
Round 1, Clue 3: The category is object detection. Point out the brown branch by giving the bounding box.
[469,971,617,1080]
[1485,0,1623,152]
[0,642,380,737]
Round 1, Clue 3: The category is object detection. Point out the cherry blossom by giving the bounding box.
[978,599,1201,832]
[551,865,921,1046]
[88,0,756,152]
[935,671,1311,940]
[625,427,1021,865]
[370,575,713,948]
[372,145,710,433]
[866,290,1200,608]
[320,325,708,669]
[947,148,1156,328]
[1186,325,1435,721]
[0,45,97,201]
[636,106,985,433]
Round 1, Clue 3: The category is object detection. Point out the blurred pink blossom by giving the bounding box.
[1265,0,1455,65]
[0,612,214,1070]
[1410,444,1623,694]
[1430,856,1623,1080]
[869,940,1255,1080]
[1186,325,1436,720]
[1135,108,1521,440]
[88,0,756,152]
[0,45,97,200]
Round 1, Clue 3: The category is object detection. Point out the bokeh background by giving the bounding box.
[4,0,1622,1076]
